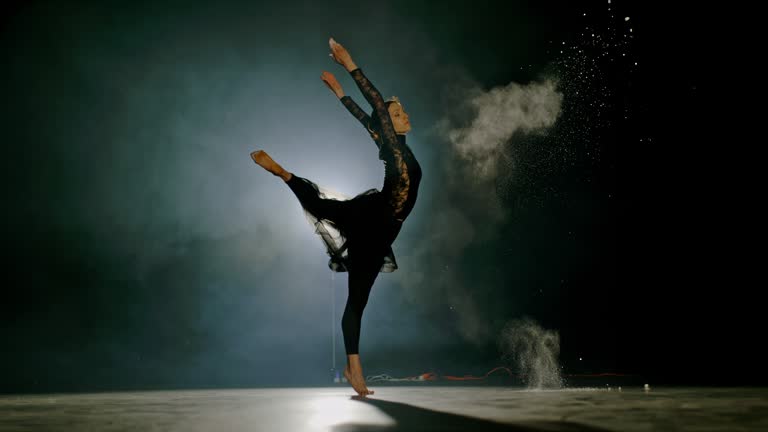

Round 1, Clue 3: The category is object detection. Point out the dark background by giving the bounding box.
[2,0,758,393]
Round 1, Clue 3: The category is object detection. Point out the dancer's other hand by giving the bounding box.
[329,37,357,72]
[321,71,344,98]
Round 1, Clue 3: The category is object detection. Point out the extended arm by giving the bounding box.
[329,38,399,152]
[321,70,377,148]
[339,95,372,129]
[346,68,398,151]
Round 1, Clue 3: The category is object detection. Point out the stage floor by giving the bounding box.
[1,386,766,431]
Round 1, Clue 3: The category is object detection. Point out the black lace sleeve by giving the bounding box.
[340,95,381,151]
[348,68,399,154]
[340,95,371,128]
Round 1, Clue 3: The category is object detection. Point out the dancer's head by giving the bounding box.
[369,96,411,137]
[387,96,411,134]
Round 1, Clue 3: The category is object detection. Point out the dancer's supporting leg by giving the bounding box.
[342,255,382,396]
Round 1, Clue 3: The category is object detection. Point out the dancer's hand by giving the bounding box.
[329,37,357,72]
[321,71,344,98]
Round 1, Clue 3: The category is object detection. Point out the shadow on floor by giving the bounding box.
[332,396,611,432]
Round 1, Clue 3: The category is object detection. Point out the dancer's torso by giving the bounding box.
[379,134,422,223]
[338,68,423,225]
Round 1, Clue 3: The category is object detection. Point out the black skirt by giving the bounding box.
[286,174,402,273]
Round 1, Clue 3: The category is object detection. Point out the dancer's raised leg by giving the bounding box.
[251,150,292,182]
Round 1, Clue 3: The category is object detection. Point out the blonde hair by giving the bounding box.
[386,95,401,106]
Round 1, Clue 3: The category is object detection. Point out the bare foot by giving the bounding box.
[347,355,374,396]
[343,365,365,396]
[250,150,292,181]
[344,364,373,396]
[343,364,361,395]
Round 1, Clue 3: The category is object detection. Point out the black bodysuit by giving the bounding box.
[286,67,422,273]
[340,68,422,223]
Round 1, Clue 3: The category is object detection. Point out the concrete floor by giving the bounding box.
[1,386,766,431]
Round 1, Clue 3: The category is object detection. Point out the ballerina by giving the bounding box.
[251,37,422,397]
